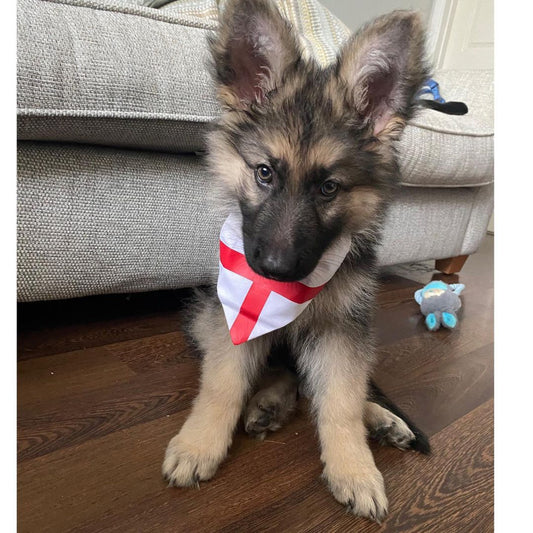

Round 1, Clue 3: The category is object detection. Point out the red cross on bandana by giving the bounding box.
[220,241,324,344]
[217,213,351,345]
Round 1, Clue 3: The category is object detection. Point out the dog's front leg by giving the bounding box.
[299,330,388,522]
[163,304,269,487]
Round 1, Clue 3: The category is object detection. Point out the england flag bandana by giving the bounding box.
[217,213,351,345]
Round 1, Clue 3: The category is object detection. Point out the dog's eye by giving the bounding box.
[255,165,273,184]
[320,180,339,197]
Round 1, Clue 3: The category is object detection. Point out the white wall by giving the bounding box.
[319,0,434,32]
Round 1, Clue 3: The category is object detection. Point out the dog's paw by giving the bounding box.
[244,400,283,439]
[369,413,416,451]
[244,382,296,439]
[324,465,388,523]
[162,434,222,487]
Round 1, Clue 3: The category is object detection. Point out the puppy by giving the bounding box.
[163,0,430,522]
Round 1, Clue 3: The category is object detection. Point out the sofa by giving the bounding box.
[17,0,494,302]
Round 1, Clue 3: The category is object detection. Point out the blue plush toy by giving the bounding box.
[414,281,465,331]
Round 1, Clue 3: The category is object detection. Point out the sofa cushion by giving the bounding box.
[18,0,493,188]
[17,0,222,153]
[17,0,349,154]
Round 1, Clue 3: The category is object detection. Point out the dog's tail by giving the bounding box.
[368,380,431,454]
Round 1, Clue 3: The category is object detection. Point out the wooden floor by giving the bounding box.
[18,236,493,532]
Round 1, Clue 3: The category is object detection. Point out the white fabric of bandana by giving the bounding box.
[217,212,351,344]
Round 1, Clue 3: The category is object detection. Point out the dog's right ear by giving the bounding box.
[209,0,301,110]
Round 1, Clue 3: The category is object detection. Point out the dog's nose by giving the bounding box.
[257,249,299,281]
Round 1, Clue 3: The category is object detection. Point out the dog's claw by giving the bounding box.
[371,497,384,524]
[346,499,355,513]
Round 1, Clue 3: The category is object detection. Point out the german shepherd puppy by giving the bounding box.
[163,0,430,522]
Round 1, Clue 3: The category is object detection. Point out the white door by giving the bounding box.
[430,0,494,70]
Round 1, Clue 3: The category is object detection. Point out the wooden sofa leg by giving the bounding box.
[435,255,469,274]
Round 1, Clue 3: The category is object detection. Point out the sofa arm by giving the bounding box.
[398,69,493,188]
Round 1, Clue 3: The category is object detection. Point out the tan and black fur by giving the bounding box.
[163,0,430,522]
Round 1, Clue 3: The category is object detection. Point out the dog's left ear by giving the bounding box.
[209,0,301,110]
[337,11,429,138]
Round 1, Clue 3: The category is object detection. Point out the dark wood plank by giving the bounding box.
[375,342,493,437]
[18,362,200,462]
[17,289,193,360]
[17,312,182,361]
[106,330,197,374]
[17,346,136,407]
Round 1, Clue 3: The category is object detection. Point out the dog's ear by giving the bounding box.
[209,0,301,110]
[337,11,429,138]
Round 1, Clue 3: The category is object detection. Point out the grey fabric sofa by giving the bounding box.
[17,0,494,302]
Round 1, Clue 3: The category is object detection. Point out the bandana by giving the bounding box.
[217,213,351,345]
